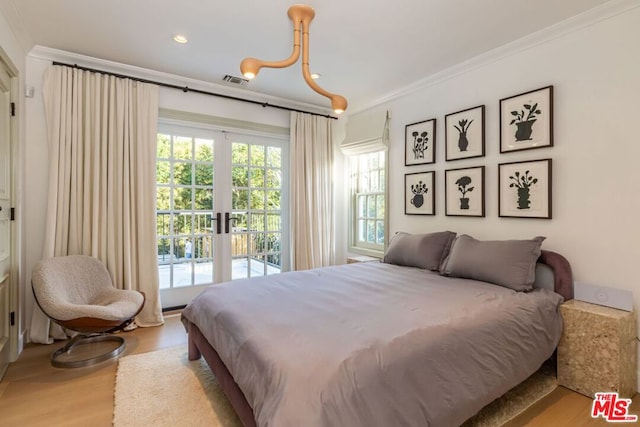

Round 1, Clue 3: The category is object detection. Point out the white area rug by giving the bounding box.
[113,346,241,427]
[113,346,557,427]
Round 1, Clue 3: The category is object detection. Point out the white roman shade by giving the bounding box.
[340,109,390,156]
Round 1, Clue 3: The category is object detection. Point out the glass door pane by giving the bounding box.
[230,140,284,280]
[157,127,218,308]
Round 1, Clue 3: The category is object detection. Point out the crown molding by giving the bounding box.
[350,0,640,115]
[28,45,333,116]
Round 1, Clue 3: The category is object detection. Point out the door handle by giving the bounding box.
[215,212,222,234]
[225,212,239,234]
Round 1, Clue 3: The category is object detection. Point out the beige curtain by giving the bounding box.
[30,65,163,344]
[290,112,334,270]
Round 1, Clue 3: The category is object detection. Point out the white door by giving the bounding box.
[226,132,289,281]
[156,124,289,308]
[0,59,13,378]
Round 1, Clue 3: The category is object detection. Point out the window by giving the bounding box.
[349,151,386,254]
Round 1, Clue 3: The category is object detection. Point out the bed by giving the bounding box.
[182,233,573,427]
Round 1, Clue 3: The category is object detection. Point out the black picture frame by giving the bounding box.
[445,105,485,161]
[405,119,436,166]
[405,171,435,215]
[445,166,485,217]
[498,159,552,219]
[500,85,553,153]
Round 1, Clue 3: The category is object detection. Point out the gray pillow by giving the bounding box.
[440,234,545,291]
[383,231,456,271]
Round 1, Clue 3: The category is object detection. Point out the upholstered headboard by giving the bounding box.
[534,250,573,301]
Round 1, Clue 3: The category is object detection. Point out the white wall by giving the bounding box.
[387,6,640,292]
[0,6,27,357]
[22,54,292,334]
[344,4,640,374]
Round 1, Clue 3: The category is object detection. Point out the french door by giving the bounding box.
[156,123,289,308]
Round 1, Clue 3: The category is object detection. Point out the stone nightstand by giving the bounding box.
[557,299,637,398]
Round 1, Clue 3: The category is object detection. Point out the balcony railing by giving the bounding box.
[156,211,281,268]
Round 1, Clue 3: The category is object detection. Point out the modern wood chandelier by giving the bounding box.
[240,4,348,114]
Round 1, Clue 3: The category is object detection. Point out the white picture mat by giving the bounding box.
[445,106,484,161]
[445,167,484,216]
[405,171,435,215]
[405,119,436,165]
[500,86,552,152]
[499,159,551,218]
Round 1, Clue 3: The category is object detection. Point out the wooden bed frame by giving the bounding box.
[185,249,573,427]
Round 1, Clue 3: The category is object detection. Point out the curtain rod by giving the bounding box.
[51,61,338,120]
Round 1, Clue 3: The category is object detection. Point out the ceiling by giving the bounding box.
[1,0,612,112]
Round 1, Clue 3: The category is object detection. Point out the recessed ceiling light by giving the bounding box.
[173,34,188,44]
[310,73,321,79]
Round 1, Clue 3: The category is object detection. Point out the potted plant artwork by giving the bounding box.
[406,171,435,215]
[445,166,484,217]
[405,119,436,165]
[499,159,551,218]
[455,176,474,210]
[509,170,538,209]
[500,86,553,153]
[454,119,473,152]
[510,103,541,142]
[445,105,485,161]
[410,180,428,208]
[411,131,428,160]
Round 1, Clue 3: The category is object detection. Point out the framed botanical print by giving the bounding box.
[405,119,436,166]
[498,159,552,219]
[445,166,485,217]
[405,171,435,215]
[445,105,485,161]
[500,85,553,153]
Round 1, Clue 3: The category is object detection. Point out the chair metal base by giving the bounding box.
[51,334,126,368]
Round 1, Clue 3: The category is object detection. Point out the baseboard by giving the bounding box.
[9,330,25,363]
[18,330,24,354]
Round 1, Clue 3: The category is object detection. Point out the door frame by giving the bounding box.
[0,47,19,372]
[157,118,290,308]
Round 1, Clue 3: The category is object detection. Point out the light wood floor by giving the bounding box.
[0,313,636,426]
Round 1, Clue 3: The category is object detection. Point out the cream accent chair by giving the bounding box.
[32,255,145,368]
